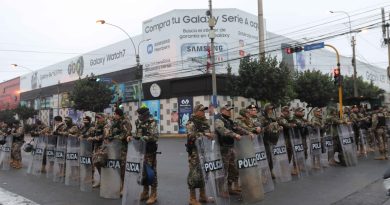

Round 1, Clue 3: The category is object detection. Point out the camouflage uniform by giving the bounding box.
[91,114,108,176]
[372,108,388,160]
[10,122,25,169]
[215,105,250,193]
[105,112,131,183]
[260,104,282,173]
[185,104,214,205]
[324,107,345,165]
[135,107,158,204]
[30,121,50,168]
[277,106,295,163]
[291,107,310,159]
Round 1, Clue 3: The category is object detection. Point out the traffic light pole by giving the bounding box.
[326,44,343,119]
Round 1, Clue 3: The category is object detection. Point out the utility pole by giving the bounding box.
[382,8,390,80]
[258,0,265,59]
[352,35,358,97]
[208,0,217,129]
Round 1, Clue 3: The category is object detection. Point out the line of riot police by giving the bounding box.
[0,106,159,205]
[0,102,389,205]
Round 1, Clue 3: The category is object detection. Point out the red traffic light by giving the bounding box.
[333,68,340,77]
[285,46,303,54]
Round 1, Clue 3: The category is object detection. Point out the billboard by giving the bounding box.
[0,78,20,111]
[142,9,260,83]
[178,96,193,134]
[20,37,143,92]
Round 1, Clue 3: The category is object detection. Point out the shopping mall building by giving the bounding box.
[3,8,389,133]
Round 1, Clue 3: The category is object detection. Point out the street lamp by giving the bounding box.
[11,64,34,72]
[96,19,150,106]
[330,10,358,97]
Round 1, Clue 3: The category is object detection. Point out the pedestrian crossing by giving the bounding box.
[0,187,39,205]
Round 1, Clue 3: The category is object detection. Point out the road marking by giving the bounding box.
[0,187,39,205]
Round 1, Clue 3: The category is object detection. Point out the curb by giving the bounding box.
[159,134,186,138]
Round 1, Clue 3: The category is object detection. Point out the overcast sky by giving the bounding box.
[0,0,389,82]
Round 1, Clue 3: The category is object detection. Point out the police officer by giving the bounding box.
[372,106,388,160]
[324,107,345,165]
[215,104,251,195]
[107,108,132,195]
[57,117,79,138]
[90,113,108,188]
[261,103,283,177]
[277,106,296,174]
[10,121,24,169]
[185,104,214,205]
[128,106,158,205]
[292,107,310,159]
[30,119,50,172]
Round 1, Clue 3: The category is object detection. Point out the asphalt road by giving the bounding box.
[1,138,390,205]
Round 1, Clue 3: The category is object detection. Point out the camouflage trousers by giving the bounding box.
[11,141,23,161]
[187,150,205,189]
[220,146,238,185]
[143,152,158,189]
[375,127,388,156]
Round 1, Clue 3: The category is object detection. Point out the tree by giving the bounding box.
[13,105,37,122]
[236,55,295,105]
[0,109,16,125]
[341,76,385,99]
[293,70,335,108]
[225,63,240,97]
[70,74,113,112]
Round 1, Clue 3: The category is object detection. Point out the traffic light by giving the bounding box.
[333,68,343,86]
[285,46,303,54]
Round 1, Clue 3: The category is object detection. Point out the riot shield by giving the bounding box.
[46,135,57,179]
[320,132,332,168]
[289,128,308,178]
[25,140,36,174]
[253,134,274,193]
[271,132,292,183]
[32,136,46,176]
[0,135,13,171]
[65,137,80,186]
[346,125,358,164]
[337,125,357,166]
[307,127,323,174]
[387,119,390,154]
[53,135,67,183]
[358,129,369,158]
[195,136,230,205]
[80,138,93,192]
[234,135,264,203]
[100,139,122,199]
[122,140,146,205]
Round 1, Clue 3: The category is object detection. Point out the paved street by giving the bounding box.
[1,138,390,205]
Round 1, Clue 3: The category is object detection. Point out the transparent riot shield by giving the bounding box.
[122,140,145,205]
[323,132,334,167]
[100,139,122,199]
[32,136,46,176]
[346,125,358,164]
[24,138,36,174]
[195,136,230,205]
[289,128,308,178]
[337,125,357,166]
[80,138,93,192]
[253,134,274,193]
[387,119,390,154]
[0,135,13,171]
[307,127,323,174]
[271,132,292,183]
[65,137,80,186]
[53,135,67,183]
[234,135,264,203]
[358,129,369,158]
[46,135,57,179]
